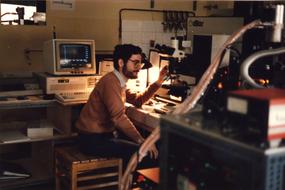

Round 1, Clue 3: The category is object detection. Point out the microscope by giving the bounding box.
[153,37,194,102]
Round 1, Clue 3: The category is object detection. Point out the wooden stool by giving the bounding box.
[55,146,122,190]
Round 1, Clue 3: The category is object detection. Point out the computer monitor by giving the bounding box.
[43,39,96,75]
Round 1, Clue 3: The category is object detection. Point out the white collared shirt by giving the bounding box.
[113,69,128,104]
[113,69,128,88]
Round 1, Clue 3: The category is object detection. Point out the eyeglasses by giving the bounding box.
[128,59,144,68]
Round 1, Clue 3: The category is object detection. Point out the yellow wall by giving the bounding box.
[0,0,232,73]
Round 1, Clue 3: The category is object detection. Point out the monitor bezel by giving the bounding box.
[54,39,96,75]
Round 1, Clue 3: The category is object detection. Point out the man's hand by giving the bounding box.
[156,65,169,85]
[148,144,159,159]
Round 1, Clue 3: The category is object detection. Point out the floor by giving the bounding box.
[14,183,54,190]
[13,182,157,190]
[11,170,158,190]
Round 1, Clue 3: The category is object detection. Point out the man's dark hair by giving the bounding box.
[113,44,142,71]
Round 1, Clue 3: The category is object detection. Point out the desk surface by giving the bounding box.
[0,95,55,109]
[125,103,161,131]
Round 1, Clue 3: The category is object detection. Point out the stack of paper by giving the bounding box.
[0,131,30,143]
[0,161,30,180]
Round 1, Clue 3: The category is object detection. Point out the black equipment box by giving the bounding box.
[160,111,285,190]
[227,88,285,142]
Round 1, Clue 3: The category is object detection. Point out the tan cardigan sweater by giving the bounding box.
[76,72,160,144]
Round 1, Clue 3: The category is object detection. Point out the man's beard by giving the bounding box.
[123,65,138,79]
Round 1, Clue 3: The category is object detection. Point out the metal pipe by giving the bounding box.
[271,4,284,42]
[240,46,285,88]
[119,8,195,40]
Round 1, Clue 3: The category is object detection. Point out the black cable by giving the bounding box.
[1,12,17,18]
[24,49,43,65]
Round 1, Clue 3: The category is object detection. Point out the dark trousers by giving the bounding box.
[78,131,158,170]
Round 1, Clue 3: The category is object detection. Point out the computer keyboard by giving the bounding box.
[55,92,91,103]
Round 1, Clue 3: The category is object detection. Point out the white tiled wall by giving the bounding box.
[122,20,185,57]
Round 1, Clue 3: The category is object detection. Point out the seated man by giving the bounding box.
[76,44,168,168]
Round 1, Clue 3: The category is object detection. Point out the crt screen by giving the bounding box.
[59,44,92,68]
